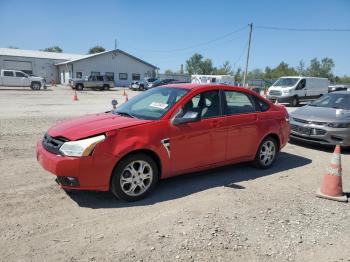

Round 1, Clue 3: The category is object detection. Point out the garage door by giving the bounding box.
[4,60,33,74]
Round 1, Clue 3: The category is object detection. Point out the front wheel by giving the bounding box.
[290,96,299,107]
[253,137,278,169]
[76,84,84,90]
[31,82,41,90]
[111,153,159,201]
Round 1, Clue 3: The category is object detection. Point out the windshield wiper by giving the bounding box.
[115,111,137,118]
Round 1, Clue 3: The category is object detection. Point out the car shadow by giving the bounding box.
[66,152,312,209]
[289,140,350,155]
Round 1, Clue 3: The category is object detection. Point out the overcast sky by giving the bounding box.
[0,0,349,75]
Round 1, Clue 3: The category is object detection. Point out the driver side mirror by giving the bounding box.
[172,111,199,125]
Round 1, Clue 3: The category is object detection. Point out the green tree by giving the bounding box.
[42,46,63,53]
[201,58,215,74]
[164,69,174,75]
[185,53,204,75]
[248,68,264,79]
[7,46,19,49]
[306,57,334,80]
[216,61,233,75]
[296,60,306,76]
[88,45,106,54]
[234,68,243,83]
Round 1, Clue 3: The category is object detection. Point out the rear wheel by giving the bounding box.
[253,136,278,169]
[76,84,84,90]
[111,153,159,201]
[103,84,110,91]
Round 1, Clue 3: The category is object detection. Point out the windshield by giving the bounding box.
[273,78,299,88]
[113,87,189,120]
[310,93,350,110]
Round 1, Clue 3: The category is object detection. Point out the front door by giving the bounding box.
[170,90,227,173]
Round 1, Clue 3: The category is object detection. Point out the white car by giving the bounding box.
[0,69,46,90]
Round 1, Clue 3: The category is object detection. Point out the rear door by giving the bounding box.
[222,89,260,160]
[2,70,16,86]
[170,89,227,173]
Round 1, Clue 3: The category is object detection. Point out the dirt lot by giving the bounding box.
[0,86,349,262]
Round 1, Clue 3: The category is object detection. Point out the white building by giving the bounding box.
[0,48,158,86]
[56,50,157,86]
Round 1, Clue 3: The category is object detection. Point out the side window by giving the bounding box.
[4,71,14,77]
[223,90,256,115]
[297,79,306,89]
[177,94,201,118]
[177,90,221,119]
[201,90,221,118]
[252,96,270,112]
[76,72,82,79]
[15,72,25,77]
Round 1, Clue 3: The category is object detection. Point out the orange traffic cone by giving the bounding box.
[123,88,126,96]
[73,90,79,101]
[316,145,347,202]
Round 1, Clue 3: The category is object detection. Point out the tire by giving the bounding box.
[111,153,159,201]
[76,84,84,91]
[290,96,299,107]
[103,85,110,91]
[31,82,41,90]
[253,136,278,169]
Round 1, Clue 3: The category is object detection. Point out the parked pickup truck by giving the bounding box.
[69,75,115,91]
[0,69,46,90]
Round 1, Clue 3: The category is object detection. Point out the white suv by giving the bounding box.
[0,69,46,90]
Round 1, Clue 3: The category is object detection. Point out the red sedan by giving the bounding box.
[36,84,290,201]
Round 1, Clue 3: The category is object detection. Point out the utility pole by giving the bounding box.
[243,23,253,87]
[114,39,117,50]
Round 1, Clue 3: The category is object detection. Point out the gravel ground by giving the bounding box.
[0,86,349,262]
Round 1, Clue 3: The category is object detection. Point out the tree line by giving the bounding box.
[164,53,350,83]
[8,45,107,55]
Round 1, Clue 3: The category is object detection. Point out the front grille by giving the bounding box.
[292,117,328,126]
[269,90,282,96]
[42,133,68,155]
[291,124,326,136]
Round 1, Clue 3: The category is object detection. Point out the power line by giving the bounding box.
[256,26,350,32]
[130,25,248,53]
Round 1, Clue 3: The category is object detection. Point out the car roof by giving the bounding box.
[161,83,245,91]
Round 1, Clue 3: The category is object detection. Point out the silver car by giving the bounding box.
[290,91,350,146]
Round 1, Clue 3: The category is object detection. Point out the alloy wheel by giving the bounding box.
[259,140,276,166]
[120,160,153,197]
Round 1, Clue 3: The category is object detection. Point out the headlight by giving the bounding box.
[328,123,350,128]
[59,135,105,157]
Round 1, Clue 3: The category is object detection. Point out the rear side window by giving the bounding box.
[4,71,14,77]
[252,96,270,112]
[223,90,256,115]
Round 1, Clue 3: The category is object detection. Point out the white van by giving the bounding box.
[267,76,329,106]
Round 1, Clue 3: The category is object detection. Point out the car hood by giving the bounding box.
[31,76,44,81]
[291,105,350,122]
[48,112,151,140]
